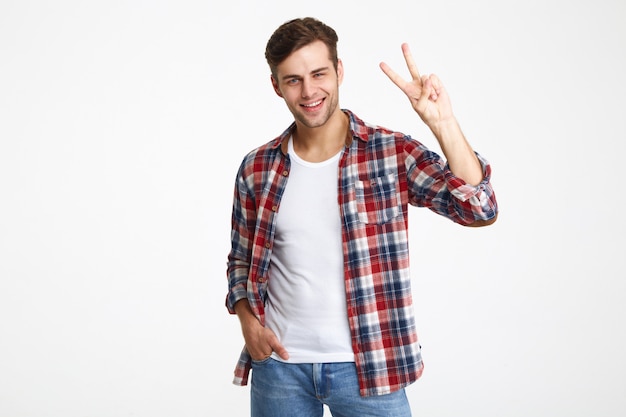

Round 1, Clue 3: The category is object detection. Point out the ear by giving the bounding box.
[337,59,344,86]
[271,74,283,98]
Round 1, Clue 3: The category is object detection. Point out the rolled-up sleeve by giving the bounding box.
[225,164,254,314]
[405,138,498,225]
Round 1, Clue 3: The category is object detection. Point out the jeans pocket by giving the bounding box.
[251,356,273,367]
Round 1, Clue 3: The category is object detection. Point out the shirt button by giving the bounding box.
[265,242,271,249]
[272,205,278,212]
[258,277,266,283]
[282,170,289,176]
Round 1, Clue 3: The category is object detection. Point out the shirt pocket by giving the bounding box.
[354,172,400,224]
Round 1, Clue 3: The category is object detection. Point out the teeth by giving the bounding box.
[303,100,322,107]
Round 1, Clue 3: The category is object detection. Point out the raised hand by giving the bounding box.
[380,43,455,130]
[381,43,484,185]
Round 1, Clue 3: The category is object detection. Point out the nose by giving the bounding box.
[301,78,314,98]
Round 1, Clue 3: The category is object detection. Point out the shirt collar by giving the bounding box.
[270,109,370,152]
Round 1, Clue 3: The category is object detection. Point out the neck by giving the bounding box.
[291,110,349,163]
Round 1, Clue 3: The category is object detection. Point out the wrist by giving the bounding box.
[428,117,460,143]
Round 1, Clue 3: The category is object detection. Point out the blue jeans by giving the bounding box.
[250,358,412,417]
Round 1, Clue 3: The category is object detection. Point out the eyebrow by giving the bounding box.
[281,66,330,81]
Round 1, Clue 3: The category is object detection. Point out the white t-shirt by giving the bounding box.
[265,137,354,363]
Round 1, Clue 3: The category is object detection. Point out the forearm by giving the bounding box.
[430,118,483,186]
[226,178,254,314]
[234,298,289,360]
[234,298,259,327]
[405,138,498,226]
[226,230,255,315]
[226,249,252,312]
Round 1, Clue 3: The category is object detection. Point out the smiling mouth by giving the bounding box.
[301,99,323,109]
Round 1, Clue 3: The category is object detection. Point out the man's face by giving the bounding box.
[271,40,343,129]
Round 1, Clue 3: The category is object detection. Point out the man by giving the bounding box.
[226,17,498,417]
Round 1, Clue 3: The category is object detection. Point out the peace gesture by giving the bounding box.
[380,43,454,130]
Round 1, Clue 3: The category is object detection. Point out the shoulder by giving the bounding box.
[238,120,294,170]
[236,133,287,184]
[344,109,411,147]
[242,139,279,162]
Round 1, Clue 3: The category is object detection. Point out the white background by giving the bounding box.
[1,0,625,416]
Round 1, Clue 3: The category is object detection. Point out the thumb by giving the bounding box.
[421,75,438,101]
[270,338,289,360]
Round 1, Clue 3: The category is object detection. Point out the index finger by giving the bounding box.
[379,60,407,91]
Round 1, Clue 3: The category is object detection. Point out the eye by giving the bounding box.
[286,78,300,85]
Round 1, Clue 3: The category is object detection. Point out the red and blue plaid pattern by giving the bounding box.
[226,110,498,397]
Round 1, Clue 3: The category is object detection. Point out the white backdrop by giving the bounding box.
[1,0,625,416]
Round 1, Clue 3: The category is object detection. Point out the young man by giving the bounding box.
[226,17,498,417]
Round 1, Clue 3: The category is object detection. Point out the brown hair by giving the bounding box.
[265,17,339,78]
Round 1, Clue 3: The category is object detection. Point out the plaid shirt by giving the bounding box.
[226,109,498,397]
